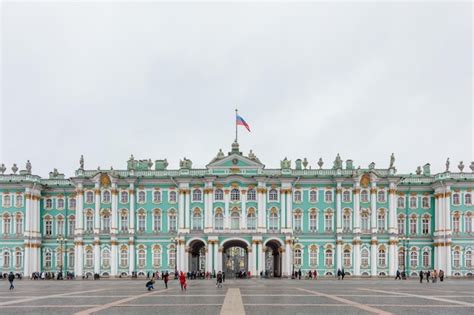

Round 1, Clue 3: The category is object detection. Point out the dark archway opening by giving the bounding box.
[188,240,206,272]
[222,239,249,279]
[265,240,282,277]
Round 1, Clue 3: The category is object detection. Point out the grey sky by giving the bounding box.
[1,1,472,177]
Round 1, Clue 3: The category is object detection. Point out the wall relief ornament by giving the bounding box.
[100,173,111,188]
[360,173,370,188]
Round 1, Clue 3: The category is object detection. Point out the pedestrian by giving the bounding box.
[216,271,223,288]
[337,268,341,280]
[341,268,345,280]
[8,272,15,290]
[222,272,225,282]
[163,272,169,289]
[419,270,423,283]
[298,269,301,280]
[145,277,155,291]
[179,272,187,291]
[439,269,444,282]
[426,270,431,283]
[433,270,437,283]
[395,270,401,280]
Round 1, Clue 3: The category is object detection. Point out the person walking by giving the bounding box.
[395,270,401,280]
[439,269,444,282]
[163,272,169,289]
[426,270,431,283]
[179,272,187,291]
[341,268,345,280]
[337,268,341,280]
[216,271,223,288]
[432,270,437,283]
[8,272,15,290]
[419,270,423,283]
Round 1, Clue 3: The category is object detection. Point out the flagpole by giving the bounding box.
[235,108,238,143]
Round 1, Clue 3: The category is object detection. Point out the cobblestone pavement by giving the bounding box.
[0,278,473,315]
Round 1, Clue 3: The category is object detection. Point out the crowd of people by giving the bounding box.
[418,269,445,283]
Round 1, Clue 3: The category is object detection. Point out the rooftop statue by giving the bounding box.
[280,157,291,169]
[26,160,32,174]
[248,150,261,163]
[0,163,5,174]
[333,154,342,169]
[389,153,395,169]
[416,166,422,175]
[180,157,192,169]
[317,158,324,169]
[303,157,308,169]
[470,161,474,172]
[369,162,375,170]
[155,159,169,171]
[458,161,464,172]
[79,154,84,170]
[295,159,302,170]
[445,158,450,172]
[217,149,225,159]
[12,164,18,174]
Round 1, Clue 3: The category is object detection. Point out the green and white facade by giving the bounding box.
[1,142,473,278]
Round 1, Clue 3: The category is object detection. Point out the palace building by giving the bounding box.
[0,141,473,278]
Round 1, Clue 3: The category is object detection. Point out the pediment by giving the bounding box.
[206,154,264,170]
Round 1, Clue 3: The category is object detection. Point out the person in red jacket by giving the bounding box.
[179,271,187,291]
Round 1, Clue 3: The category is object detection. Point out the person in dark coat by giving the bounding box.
[426,270,431,283]
[419,270,423,283]
[439,270,444,282]
[337,268,341,280]
[8,272,15,290]
[341,268,345,280]
[163,272,169,289]
[395,270,401,280]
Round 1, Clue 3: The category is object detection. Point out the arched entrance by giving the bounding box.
[188,239,206,272]
[222,239,249,278]
[265,239,283,277]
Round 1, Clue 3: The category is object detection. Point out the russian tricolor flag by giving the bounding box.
[236,115,251,132]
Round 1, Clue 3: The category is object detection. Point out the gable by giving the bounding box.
[206,154,264,170]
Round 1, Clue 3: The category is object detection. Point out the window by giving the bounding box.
[45,217,52,236]
[268,212,278,231]
[453,249,460,268]
[466,250,472,268]
[15,214,23,234]
[452,214,460,233]
[44,251,52,268]
[269,189,278,201]
[309,212,317,232]
[101,213,110,233]
[325,213,333,231]
[69,198,76,209]
[169,212,177,231]
[422,197,430,208]
[410,216,417,234]
[153,191,161,203]
[120,211,129,232]
[343,191,351,203]
[247,211,256,230]
[15,195,23,207]
[398,216,405,235]
[68,249,75,268]
[361,249,369,267]
[422,216,430,235]
[56,217,64,235]
[3,251,10,268]
[325,249,333,266]
[57,198,65,208]
[3,195,11,207]
[169,191,177,203]
[85,213,93,233]
[153,246,161,267]
[378,248,386,267]
[293,248,302,266]
[422,250,430,268]
[409,196,417,208]
[397,196,405,208]
[361,190,369,203]
[68,217,75,236]
[361,213,369,232]
[231,211,240,230]
[294,211,302,231]
[398,250,405,269]
[294,191,302,203]
[85,249,93,268]
[86,191,94,203]
[452,193,460,205]
[466,193,472,205]
[45,198,53,209]
[343,249,351,267]
[377,212,385,232]
[193,211,202,230]
[214,189,224,201]
[466,214,472,233]
[120,191,128,203]
[377,190,386,203]
[138,191,146,203]
[102,249,110,268]
[192,189,202,202]
[230,189,240,202]
[102,191,111,203]
[309,246,318,267]
[325,191,333,203]
[138,248,146,267]
[309,190,318,202]
[3,215,11,234]
[410,251,418,267]
[168,246,176,268]
[153,211,161,232]
[120,248,128,267]
[247,189,256,201]
[138,211,146,232]
[215,212,224,230]
[343,212,351,231]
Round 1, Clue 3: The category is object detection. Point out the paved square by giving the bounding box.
[1,278,473,314]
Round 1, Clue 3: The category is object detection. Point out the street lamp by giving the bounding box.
[291,236,299,279]
[56,234,67,280]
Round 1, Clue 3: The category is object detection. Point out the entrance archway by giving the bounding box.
[222,239,249,278]
[265,239,283,277]
[188,239,206,272]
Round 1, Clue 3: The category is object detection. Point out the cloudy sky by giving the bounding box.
[1,1,472,177]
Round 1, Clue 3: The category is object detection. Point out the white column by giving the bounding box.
[371,240,377,276]
[94,240,100,274]
[129,242,135,275]
[285,240,292,277]
[224,190,230,230]
[75,184,84,277]
[251,241,257,276]
[336,183,342,233]
[213,242,219,273]
[76,242,84,277]
[241,190,247,229]
[206,242,212,273]
[286,189,292,229]
[257,185,266,232]
[259,242,265,274]
[388,184,397,234]
[281,249,287,277]
[336,240,342,271]
[353,185,360,232]
[370,185,377,233]
[129,184,135,233]
[94,184,100,233]
[111,239,118,276]
[280,190,286,229]
[178,190,185,230]
[353,241,361,276]
[216,246,223,273]
[204,187,212,231]
[388,239,396,276]
[185,191,191,229]
[111,184,118,233]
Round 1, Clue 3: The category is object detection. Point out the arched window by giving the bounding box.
[452,193,460,205]
[15,213,23,234]
[410,250,418,267]
[398,215,405,234]
[44,216,52,236]
[309,246,318,267]
[86,191,94,204]
[168,246,176,268]
[169,191,177,203]
[422,197,430,208]
[247,210,256,230]
[409,196,417,208]
[231,211,240,229]
[153,210,161,232]
[214,189,224,201]
[294,191,302,202]
[137,210,146,232]
[15,195,23,207]
[422,250,430,268]
[3,194,11,207]
[343,212,351,231]
[377,211,385,232]
[361,212,369,232]
[192,189,202,202]
[325,249,333,266]
[85,248,93,268]
[309,190,318,202]
[138,191,146,203]
[3,250,13,268]
[324,212,333,232]
[452,213,460,233]
[293,248,302,266]
[268,211,279,231]
[453,248,460,268]
[101,211,111,233]
[343,248,351,267]
[325,191,333,203]
[102,249,110,268]
[168,211,177,231]
[397,196,405,208]
[85,211,93,233]
[137,247,146,267]
[214,211,224,230]
[309,211,317,232]
[68,248,75,268]
[465,213,473,233]
[294,210,302,231]
[57,198,64,209]
[398,249,405,269]
[422,216,430,235]
[466,250,472,268]
[45,198,53,209]
[153,245,161,267]
[361,249,369,267]
[269,189,278,201]
[230,189,240,202]
[44,250,52,268]
[377,190,386,203]
[361,190,369,203]
[378,248,386,267]
[3,214,11,234]
[120,247,128,267]
[343,191,351,203]
[69,198,76,209]
[153,191,161,203]
[102,191,111,203]
[247,189,256,201]
[193,210,202,230]
[56,216,64,235]
[466,193,472,205]
[120,191,128,203]
[410,216,417,234]
[120,211,128,232]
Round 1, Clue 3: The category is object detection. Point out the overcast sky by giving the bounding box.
[1,1,472,177]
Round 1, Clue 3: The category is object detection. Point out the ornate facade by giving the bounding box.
[0,142,473,278]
